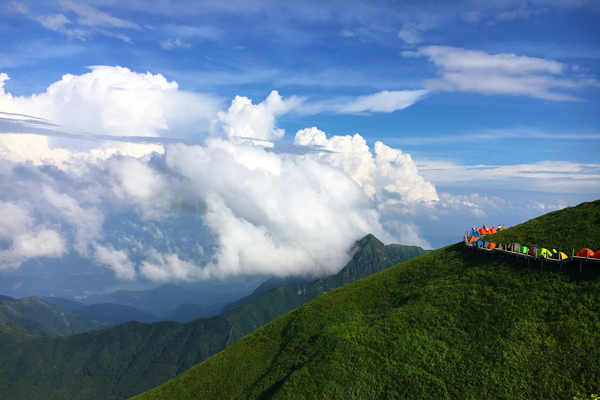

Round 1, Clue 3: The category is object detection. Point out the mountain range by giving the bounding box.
[0,235,426,400]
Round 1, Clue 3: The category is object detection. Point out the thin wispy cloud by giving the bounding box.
[59,1,140,29]
[402,46,600,101]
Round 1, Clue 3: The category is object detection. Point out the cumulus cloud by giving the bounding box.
[294,127,439,206]
[0,67,220,149]
[402,46,600,101]
[0,68,440,281]
[212,90,301,143]
[0,201,66,269]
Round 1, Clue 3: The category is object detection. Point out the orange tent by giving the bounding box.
[577,248,594,258]
[489,228,497,234]
[478,228,485,235]
[593,250,600,259]
[470,236,478,242]
[486,243,496,249]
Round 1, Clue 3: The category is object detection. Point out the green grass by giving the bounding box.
[133,200,600,400]
[485,200,600,252]
[0,238,425,400]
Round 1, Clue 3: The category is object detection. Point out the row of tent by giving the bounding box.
[470,238,600,261]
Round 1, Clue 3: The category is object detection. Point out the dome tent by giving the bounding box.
[551,251,568,261]
[576,248,594,258]
[536,248,552,258]
[527,247,539,255]
[520,246,528,254]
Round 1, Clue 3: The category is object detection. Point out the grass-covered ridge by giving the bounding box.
[134,200,600,400]
[485,200,600,251]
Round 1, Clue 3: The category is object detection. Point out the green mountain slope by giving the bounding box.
[0,296,104,336]
[0,236,425,400]
[134,201,600,400]
[485,199,600,251]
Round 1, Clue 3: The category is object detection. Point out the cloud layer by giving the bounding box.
[0,67,439,282]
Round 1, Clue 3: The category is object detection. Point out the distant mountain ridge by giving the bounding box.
[42,297,161,324]
[0,235,427,400]
[80,283,246,317]
[0,296,104,336]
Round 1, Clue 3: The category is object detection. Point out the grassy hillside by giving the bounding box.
[134,201,600,400]
[0,236,425,400]
[0,296,104,336]
[485,200,600,251]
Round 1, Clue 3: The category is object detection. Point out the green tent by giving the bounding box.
[536,248,552,258]
[519,246,528,254]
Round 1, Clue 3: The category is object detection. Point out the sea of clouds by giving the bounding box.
[0,66,449,282]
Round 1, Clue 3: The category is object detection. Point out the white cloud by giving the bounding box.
[334,90,429,113]
[294,127,439,206]
[213,90,301,143]
[163,24,223,40]
[417,159,600,193]
[11,1,28,14]
[94,244,136,280]
[34,14,71,31]
[0,67,220,144]
[0,68,440,281]
[60,0,140,29]
[0,201,66,269]
[402,46,600,101]
[398,23,429,45]
[340,30,354,37]
[160,38,191,50]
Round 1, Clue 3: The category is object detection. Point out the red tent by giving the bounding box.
[486,243,496,249]
[577,248,594,258]
[593,250,600,259]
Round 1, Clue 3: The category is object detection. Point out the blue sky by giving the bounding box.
[0,0,599,292]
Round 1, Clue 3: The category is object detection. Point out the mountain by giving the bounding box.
[220,275,315,313]
[41,296,84,311]
[0,236,426,400]
[42,297,160,324]
[0,296,104,336]
[133,200,600,400]
[81,283,247,317]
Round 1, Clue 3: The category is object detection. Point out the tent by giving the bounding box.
[476,240,483,248]
[486,243,496,249]
[576,248,594,258]
[483,241,489,248]
[507,243,521,252]
[470,236,478,242]
[519,246,528,254]
[536,248,552,258]
[489,228,497,234]
[551,251,568,261]
[527,247,539,255]
[593,250,600,259]
[478,228,486,235]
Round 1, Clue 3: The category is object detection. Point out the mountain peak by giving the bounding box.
[355,234,385,254]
